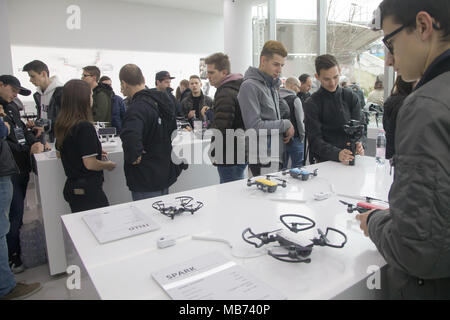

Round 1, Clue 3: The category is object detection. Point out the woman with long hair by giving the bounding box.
[382,76,414,160]
[55,79,116,213]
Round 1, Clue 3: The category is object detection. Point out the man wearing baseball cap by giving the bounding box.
[154,71,182,116]
[0,75,42,300]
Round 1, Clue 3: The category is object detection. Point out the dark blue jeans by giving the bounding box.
[282,138,304,169]
[6,172,29,258]
[217,164,247,184]
[0,176,15,297]
[132,188,169,201]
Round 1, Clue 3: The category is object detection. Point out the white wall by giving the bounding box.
[5,0,224,105]
[6,0,224,54]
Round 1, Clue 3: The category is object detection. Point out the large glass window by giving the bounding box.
[326,0,384,100]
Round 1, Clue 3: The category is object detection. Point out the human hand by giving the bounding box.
[33,126,45,138]
[4,121,10,134]
[132,156,142,165]
[355,210,375,237]
[356,142,365,156]
[188,110,196,119]
[0,106,5,117]
[283,125,295,144]
[26,120,35,128]
[101,150,108,161]
[201,106,209,119]
[339,149,355,164]
[44,143,52,151]
[30,142,44,154]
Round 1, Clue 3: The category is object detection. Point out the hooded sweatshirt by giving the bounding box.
[237,67,291,134]
[36,76,62,119]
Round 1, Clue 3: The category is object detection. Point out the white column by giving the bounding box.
[0,0,13,75]
[267,0,276,41]
[317,0,327,55]
[224,0,253,75]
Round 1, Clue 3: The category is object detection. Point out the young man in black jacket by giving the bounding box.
[205,53,247,183]
[357,0,450,299]
[119,64,181,201]
[0,75,41,299]
[303,54,364,164]
[0,75,44,273]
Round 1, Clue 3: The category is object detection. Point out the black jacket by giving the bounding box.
[211,78,246,166]
[33,86,63,143]
[120,89,180,192]
[92,83,113,124]
[303,86,361,162]
[0,114,18,177]
[1,98,38,173]
[382,94,408,160]
[181,92,213,119]
[166,87,183,117]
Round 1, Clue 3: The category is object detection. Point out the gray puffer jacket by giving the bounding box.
[368,52,450,299]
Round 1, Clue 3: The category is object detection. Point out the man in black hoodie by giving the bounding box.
[303,54,364,164]
[205,53,247,183]
[119,64,181,201]
[155,71,182,117]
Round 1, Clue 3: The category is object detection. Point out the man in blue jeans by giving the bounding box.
[1,92,41,299]
[280,77,305,169]
[205,53,247,183]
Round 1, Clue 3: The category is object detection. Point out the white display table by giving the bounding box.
[62,156,393,300]
[34,132,221,275]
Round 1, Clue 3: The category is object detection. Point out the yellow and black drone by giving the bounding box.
[247,175,287,193]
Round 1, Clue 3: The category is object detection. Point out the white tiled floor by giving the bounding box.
[13,175,99,300]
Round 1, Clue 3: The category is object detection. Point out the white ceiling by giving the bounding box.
[118,0,268,15]
[119,0,224,15]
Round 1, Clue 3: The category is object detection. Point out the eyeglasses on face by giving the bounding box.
[382,24,406,55]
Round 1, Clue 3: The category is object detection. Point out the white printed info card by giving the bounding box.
[82,206,160,244]
[152,252,286,300]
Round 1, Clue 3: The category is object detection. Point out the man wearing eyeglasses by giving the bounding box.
[82,66,113,126]
[356,0,450,299]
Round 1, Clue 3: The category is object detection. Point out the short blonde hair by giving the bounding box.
[260,40,288,59]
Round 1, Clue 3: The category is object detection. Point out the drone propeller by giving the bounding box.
[365,196,388,204]
[280,214,316,233]
[311,228,348,248]
[339,200,356,213]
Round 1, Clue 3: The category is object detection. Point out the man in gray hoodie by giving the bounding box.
[23,60,63,144]
[237,40,294,177]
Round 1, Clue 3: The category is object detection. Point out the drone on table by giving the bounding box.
[247,175,287,193]
[152,196,203,220]
[242,214,347,263]
[339,196,388,213]
[282,167,318,181]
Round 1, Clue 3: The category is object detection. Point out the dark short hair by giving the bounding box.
[205,53,231,74]
[260,40,288,59]
[299,74,311,84]
[380,0,450,41]
[189,75,201,82]
[119,64,145,86]
[23,60,50,77]
[315,54,339,76]
[82,66,101,82]
[99,76,111,83]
